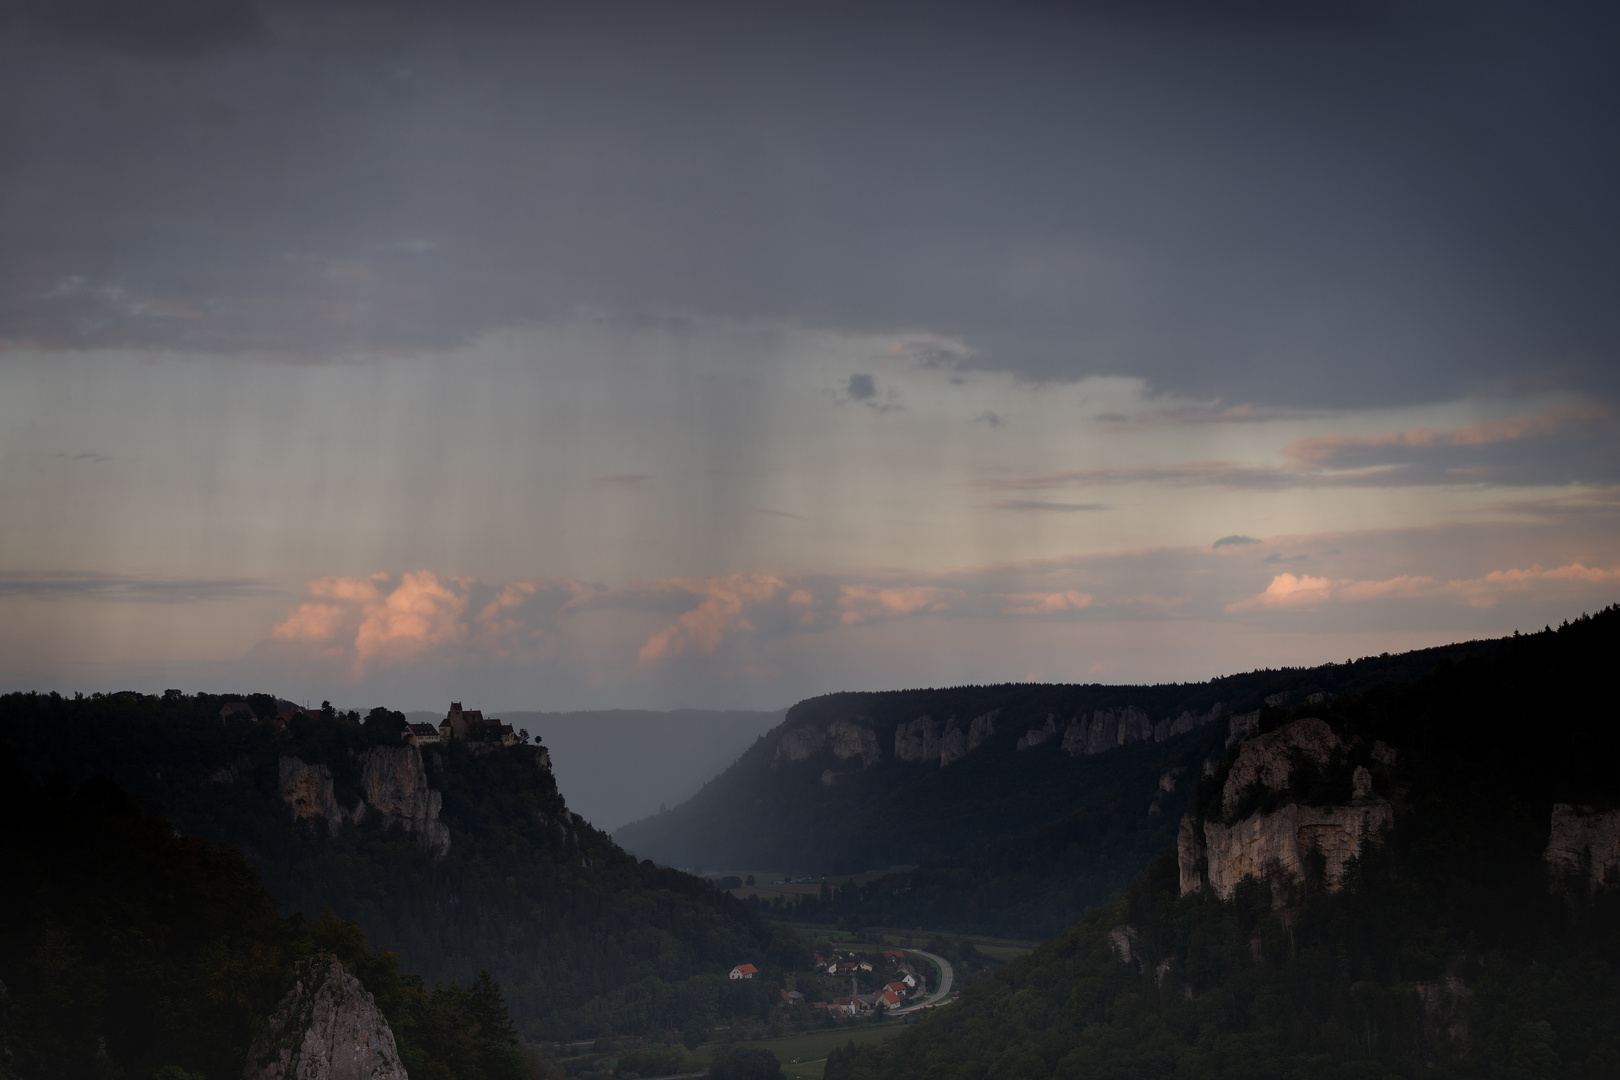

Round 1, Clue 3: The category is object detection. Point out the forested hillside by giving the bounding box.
[0,749,530,1079]
[617,639,1496,877]
[761,720,1226,940]
[0,696,804,1041]
[825,609,1620,1080]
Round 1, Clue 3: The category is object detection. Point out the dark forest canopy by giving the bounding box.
[824,609,1620,1080]
[0,748,530,1080]
[0,695,805,1041]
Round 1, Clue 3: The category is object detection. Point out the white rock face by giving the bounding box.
[1200,800,1393,900]
[1226,710,1261,748]
[244,956,406,1080]
[279,749,448,856]
[966,710,1000,751]
[1057,704,1223,757]
[1017,714,1058,750]
[279,758,362,830]
[775,724,827,762]
[938,718,969,766]
[827,719,881,766]
[1180,718,1395,899]
[1545,804,1620,888]
[894,716,941,763]
[1177,815,1205,895]
[1220,717,1340,817]
[360,745,450,857]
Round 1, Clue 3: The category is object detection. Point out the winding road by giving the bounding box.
[892,949,954,1013]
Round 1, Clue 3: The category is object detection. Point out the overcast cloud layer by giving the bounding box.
[2,0,1616,709]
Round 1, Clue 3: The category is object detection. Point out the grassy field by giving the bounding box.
[698,1023,909,1080]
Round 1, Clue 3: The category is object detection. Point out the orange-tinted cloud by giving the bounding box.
[353,571,469,666]
[636,574,787,662]
[1284,400,1611,468]
[1228,562,1620,612]
[837,584,952,625]
[999,590,1095,615]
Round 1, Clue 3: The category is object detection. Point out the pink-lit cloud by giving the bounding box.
[1228,562,1620,613]
[636,574,788,662]
[836,584,953,625]
[1283,400,1611,469]
[999,590,1095,615]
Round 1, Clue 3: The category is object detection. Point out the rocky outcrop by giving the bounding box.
[1107,924,1140,965]
[828,719,881,766]
[775,724,828,762]
[1221,717,1339,817]
[894,716,941,763]
[1058,703,1224,756]
[967,710,999,751]
[1178,815,1205,894]
[1017,714,1059,750]
[1181,717,1393,899]
[894,713,992,767]
[359,746,450,857]
[938,718,969,766]
[1226,710,1260,748]
[244,955,405,1080]
[1153,704,1224,743]
[279,758,363,830]
[1544,804,1620,889]
[1201,799,1393,899]
[279,749,448,857]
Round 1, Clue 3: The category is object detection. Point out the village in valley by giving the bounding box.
[729,948,928,1018]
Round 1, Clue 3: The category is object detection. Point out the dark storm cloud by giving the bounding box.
[1,1,1616,407]
[3,0,263,55]
[846,374,877,402]
[1214,535,1261,548]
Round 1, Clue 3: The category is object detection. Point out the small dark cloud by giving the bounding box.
[974,411,1005,428]
[988,500,1109,513]
[841,374,901,412]
[593,474,650,487]
[748,505,807,520]
[52,451,113,464]
[1213,534,1260,548]
[1093,412,1132,424]
[0,571,276,603]
[1262,552,1308,564]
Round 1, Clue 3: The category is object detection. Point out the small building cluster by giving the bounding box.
[405,702,518,748]
[803,949,919,1015]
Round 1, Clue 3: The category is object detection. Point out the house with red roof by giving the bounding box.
[729,963,758,980]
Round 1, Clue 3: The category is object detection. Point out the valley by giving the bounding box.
[3,608,1618,1077]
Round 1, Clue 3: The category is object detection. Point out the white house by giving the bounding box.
[730,963,758,980]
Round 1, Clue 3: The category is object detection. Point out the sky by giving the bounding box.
[2,0,1617,711]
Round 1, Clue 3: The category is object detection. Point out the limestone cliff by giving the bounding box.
[360,745,450,857]
[1017,714,1059,750]
[279,757,363,830]
[244,955,405,1080]
[827,719,881,766]
[279,746,449,857]
[894,716,942,763]
[1544,803,1620,889]
[1221,717,1340,817]
[1200,800,1393,900]
[1052,703,1225,756]
[1181,717,1393,900]
[775,724,827,762]
[893,711,998,766]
